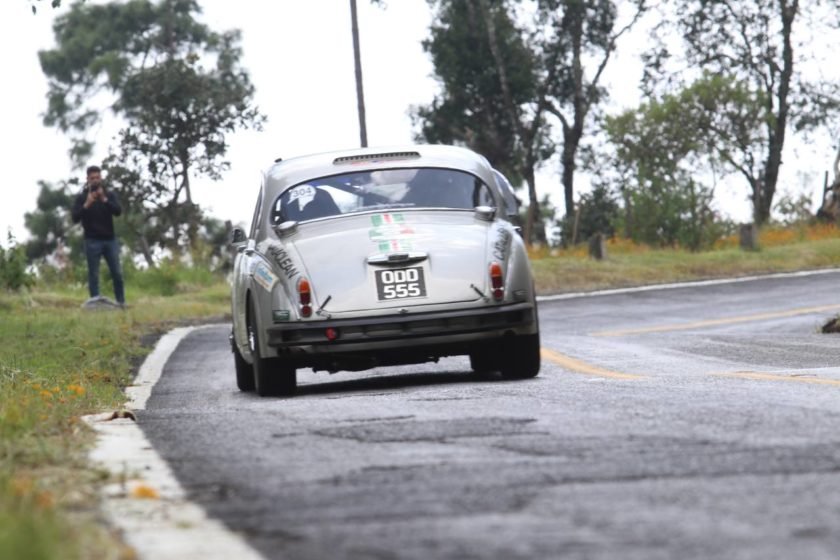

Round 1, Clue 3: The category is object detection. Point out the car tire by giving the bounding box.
[233,336,255,392]
[248,299,297,397]
[499,332,541,379]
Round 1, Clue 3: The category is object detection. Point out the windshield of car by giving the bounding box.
[269,167,495,225]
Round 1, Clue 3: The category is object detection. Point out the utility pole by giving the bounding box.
[350,0,368,147]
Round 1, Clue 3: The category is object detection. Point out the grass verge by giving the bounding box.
[0,278,229,560]
[532,235,840,294]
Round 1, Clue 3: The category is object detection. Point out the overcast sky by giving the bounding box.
[0,1,833,245]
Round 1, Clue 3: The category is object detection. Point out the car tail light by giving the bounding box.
[298,277,312,317]
[489,262,504,301]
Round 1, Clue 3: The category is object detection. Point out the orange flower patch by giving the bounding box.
[131,484,160,500]
[66,384,85,397]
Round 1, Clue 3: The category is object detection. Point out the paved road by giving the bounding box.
[142,271,840,559]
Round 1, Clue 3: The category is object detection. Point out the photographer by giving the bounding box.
[71,165,125,306]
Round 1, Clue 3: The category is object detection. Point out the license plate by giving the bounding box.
[375,267,427,300]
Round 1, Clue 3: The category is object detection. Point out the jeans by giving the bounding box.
[84,238,125,304]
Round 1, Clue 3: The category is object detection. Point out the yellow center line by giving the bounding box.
[540,347,648,380]
[713,371,840,387]
[592,303,840,337]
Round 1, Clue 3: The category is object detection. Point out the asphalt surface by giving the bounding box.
[141,271,840,559]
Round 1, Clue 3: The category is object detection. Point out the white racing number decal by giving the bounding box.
[375,267,427,300]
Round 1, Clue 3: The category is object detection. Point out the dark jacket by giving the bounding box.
[71,187,122,240]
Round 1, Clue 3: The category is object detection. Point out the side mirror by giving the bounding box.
[230,227,247,247]
[274,220,299,238]
[474,206,496,222]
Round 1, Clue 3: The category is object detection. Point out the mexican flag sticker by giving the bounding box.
[371,213,405,227]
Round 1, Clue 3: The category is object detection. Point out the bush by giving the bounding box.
[617,178,733,251]
[565,184,621,244]
[0,234,34,292]
[122,259,223,297]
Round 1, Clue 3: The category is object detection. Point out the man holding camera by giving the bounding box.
[71,165,125,306]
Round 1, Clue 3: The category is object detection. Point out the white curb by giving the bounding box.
[83,325,264,560]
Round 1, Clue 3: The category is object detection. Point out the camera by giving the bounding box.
[89,183,100,192]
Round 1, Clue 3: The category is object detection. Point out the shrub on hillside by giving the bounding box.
[0,234,35,292]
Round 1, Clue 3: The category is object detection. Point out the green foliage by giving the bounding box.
[416,0,646,243]
[0,234,35,292]
[569,184,620,243]
[605,74,761,250]
[517,194,557,245]
[0,278,228,559]
[616,178,731,251]
[39,0,264,254]
[413,0,536,184]
[774,193,814,227]
[23,180,83,265]
[643,0,840,224]
[120,259,221,297]
[607,73,767,186]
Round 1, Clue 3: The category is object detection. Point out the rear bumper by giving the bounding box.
[264,301,536,354]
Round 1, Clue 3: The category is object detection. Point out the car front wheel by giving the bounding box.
[232,331,255,392]
[248,299,296,397]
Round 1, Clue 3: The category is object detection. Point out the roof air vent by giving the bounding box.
[333,151,421,165]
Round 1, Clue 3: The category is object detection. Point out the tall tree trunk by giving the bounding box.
[180,159,199,249]
[137,232,155,268]
[563,4,585,224]
[757,0,797,224]
[561,130,578,221]
[350,0,368,147]
[523,165,539,244]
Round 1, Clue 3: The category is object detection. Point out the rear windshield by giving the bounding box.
[270,167,495,225]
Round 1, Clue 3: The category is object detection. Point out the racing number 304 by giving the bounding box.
[376,267,427,300]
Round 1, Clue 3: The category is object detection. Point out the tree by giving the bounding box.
[536,0,646,228]
[645,0,840,224]
[605,74,757,249]
[23,180,83,264]
[570,183,620,243]
[38,0,264,251]
[415,0,645,244]
[414,0,552,244]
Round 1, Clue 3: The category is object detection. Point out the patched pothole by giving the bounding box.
[314,417,537,443]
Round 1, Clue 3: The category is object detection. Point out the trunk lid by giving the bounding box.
[289,211,488,314]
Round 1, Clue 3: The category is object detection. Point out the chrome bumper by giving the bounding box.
[265,302,536,351]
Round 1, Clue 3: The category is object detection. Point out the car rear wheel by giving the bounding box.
[232,332,255,392]
[248,300,297,397]
[499,332,541,379]
[469,348,498,375]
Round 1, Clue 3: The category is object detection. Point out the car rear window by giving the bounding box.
[270,167,494,225]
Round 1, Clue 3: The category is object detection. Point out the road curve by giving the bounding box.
[141,271,840,559]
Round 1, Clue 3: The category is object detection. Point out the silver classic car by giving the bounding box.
[230,145,540,396]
